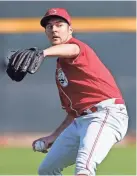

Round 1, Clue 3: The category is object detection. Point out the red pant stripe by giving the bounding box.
[86,109,109,170]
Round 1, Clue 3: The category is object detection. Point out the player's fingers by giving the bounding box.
[41,149,48,153]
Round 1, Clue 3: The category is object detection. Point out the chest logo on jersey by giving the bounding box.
[57,68,68,87]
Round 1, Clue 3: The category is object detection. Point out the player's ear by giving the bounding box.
[69,25,73,35]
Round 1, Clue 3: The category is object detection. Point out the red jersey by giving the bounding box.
[56,37,123,117]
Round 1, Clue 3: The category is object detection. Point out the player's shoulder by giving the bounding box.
[68,37,92,51]
[69,37,86,45]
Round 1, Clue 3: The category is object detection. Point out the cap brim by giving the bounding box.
[40,15,70,27]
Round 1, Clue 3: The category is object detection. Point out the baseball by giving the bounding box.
[34,141,46,152]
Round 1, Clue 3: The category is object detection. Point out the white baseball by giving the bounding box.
[34,141,46,152]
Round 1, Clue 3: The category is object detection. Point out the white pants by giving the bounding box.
[38,99,129,176]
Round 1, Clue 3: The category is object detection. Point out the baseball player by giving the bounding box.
[6,8,129,176]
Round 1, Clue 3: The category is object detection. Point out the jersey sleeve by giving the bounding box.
[65,38,87,65]
[70,41,85,60]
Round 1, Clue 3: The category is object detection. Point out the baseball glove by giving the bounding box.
[6,47,44,82]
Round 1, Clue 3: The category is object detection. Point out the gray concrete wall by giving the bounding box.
[0,1,135,17]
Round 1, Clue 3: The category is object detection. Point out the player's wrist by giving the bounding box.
[51,133,57,139]
[43,49,48,57]
[50,133,59,141]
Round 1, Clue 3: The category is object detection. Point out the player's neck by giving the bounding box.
[63,35,73,44]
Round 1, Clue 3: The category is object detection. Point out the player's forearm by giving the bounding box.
[51,114,74,139]
[43,44,80,59]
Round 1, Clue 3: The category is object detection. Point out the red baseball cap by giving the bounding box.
[40,8,71,27]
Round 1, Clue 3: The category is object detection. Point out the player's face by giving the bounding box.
[45,17,73,45]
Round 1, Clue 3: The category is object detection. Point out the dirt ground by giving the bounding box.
[0,132,136,147]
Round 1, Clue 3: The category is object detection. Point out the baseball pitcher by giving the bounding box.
[6,8,129,176]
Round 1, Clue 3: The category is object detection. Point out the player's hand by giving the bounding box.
[6,47,44,82]
[32,135,55,153]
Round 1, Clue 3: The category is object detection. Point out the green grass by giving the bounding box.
[0,145,136,175]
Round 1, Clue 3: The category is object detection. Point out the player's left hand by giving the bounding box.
[6,47,44,82]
